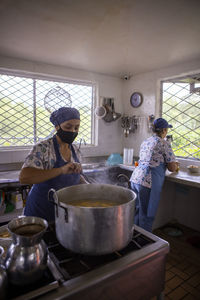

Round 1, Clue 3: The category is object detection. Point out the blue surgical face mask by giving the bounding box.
[57,127,78,144]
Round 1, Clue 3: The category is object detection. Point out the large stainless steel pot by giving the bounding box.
[49,184,136,255]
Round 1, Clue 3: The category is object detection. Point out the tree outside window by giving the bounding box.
[161,76,200,160]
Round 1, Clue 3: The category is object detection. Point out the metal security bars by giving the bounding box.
[0,73,94,147]
[161,77,200,159]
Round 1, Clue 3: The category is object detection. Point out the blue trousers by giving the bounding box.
[131,182,154,232]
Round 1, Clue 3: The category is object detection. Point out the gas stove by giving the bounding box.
[7,224,169,300]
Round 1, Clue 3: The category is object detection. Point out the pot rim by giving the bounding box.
[56,183,136,209]
[8,216,48,236]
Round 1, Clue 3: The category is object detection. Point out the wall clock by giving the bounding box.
[130,92,143,108]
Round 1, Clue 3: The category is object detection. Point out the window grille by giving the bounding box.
[161,78,200,160]
[0,73,95,147]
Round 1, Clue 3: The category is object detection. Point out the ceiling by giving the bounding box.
[0,0,200,77]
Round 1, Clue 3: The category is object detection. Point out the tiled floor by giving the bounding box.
[153,223,200,300]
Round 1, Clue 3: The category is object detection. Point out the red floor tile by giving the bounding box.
[167,286,188,300]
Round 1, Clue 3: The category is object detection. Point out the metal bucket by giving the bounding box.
[49,184,136,255]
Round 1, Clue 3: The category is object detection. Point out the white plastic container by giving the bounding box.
[14,190,23,209]
[123,148,134,165]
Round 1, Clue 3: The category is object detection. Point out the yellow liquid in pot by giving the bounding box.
[67,199,117,207]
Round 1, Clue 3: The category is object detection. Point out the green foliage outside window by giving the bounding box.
[0,97,91,146]
[0,74,93,147]
[162,82,200,160]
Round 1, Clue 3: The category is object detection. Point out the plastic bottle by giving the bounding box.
[15,189,23,209]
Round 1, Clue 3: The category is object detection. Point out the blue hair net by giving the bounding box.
[50,107,80,126]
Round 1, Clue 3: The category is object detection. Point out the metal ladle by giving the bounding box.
[103,105,114,122]
[111,102,117,120]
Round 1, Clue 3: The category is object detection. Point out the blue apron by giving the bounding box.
[131,162,166,232]
[147,163,166,218]
[24,135,80,222]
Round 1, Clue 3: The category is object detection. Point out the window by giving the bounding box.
[0,72,95,148]
[161,74,200,160]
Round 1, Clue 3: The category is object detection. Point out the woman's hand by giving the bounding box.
[167,161,179,172]
[61,162,82,174]
[175,162,180,172]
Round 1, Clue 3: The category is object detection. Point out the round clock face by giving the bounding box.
[130,92,143,108]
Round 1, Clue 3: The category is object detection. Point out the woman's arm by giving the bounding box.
[19,167,62,184]
[19,162,82,185]
[164,140,179,172]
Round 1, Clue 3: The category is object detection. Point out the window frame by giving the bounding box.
[0,69,97,151]
[160,75,200,161]
[190,82,200,94]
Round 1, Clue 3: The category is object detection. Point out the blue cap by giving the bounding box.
[153,118,172,129]
[50,107,80,126]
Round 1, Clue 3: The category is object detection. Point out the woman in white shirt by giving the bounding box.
[130,118,179,232]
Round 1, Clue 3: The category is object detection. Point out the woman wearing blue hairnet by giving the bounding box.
[20,107,87,222]
[130,118,179,232]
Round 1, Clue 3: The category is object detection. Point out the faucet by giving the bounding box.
[78,138,86,151]
[166,135,173,143]
[117,174,131,189]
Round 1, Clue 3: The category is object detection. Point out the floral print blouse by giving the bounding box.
[130,134,176,188]
[22,137,81,170]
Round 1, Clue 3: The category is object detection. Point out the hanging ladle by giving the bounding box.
[111,102,117,120]
[102,105,114,122]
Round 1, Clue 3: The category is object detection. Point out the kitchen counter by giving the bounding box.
[0,170,21,189]
[0,165,199,188]
[0,170,20,183]
[165,168,200,188]
[119,164,200,188]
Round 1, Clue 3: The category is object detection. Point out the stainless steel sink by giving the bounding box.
[82,163,105,169]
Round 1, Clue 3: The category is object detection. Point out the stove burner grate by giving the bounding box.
[46,228,155,281]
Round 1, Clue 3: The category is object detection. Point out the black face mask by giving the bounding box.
[57,127,78,144]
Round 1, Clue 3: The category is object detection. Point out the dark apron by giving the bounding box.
[147,163,166,217]
[24,135,80,222]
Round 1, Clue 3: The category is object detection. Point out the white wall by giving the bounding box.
[1,56,200,164]
[0,56,124,163]
[121,59,200,156]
